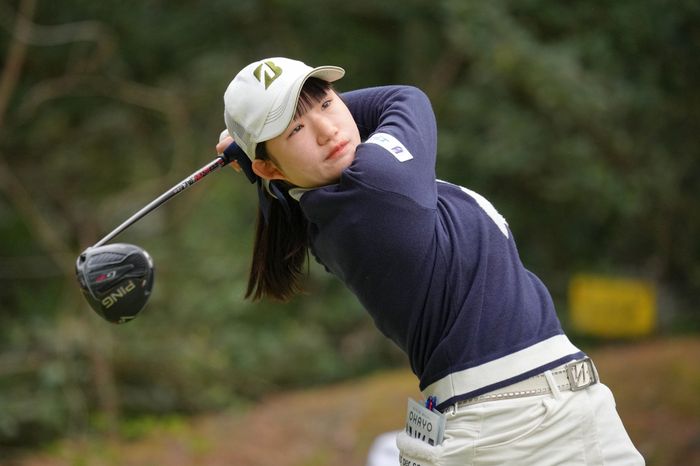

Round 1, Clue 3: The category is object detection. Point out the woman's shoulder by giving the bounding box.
[341,85,430,105]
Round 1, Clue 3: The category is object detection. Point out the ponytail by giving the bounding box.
[245,184,308,301]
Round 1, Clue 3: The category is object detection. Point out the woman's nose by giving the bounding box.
[313,115,337,144]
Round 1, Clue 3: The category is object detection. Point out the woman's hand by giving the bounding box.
[217,130,242,173]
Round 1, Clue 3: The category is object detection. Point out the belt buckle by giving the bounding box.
[565,357,597,391]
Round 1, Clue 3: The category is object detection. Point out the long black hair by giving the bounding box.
[245,77,332,301]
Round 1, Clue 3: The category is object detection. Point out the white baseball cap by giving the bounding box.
[223,57,345,162]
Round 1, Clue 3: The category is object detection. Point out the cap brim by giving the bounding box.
[307,65,345,83]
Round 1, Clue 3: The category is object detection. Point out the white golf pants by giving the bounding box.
[396,381,644,465]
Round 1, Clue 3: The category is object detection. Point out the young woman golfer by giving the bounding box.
[216,57,644,465]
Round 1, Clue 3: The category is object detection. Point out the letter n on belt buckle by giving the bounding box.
[566,358,598,391]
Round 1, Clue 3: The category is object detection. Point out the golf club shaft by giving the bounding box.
[93,143,245,248]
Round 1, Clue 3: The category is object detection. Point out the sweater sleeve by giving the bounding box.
[340,86,438,209]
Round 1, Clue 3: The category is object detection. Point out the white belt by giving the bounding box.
[452,358,599,409]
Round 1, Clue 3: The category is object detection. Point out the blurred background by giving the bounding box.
[1,0,698,465]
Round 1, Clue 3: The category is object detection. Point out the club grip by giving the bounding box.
[222,142,258,184]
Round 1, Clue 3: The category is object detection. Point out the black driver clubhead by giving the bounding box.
[75,243,154,324]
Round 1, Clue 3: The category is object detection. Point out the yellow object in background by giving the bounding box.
[569,274,657,338]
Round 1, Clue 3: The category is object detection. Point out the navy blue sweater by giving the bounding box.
[297,86,584,410]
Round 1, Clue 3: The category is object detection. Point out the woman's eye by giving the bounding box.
[290,124,303,136]
[321,99,332,109]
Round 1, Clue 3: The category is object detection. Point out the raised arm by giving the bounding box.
[341,85,438,207]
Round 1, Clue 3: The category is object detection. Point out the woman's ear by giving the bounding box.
[252,159,287,181]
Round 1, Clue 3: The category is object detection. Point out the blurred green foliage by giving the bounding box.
[0,0,698,452]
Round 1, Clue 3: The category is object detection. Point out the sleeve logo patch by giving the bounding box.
[366,132,413,162]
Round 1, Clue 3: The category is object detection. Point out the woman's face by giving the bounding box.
[253,89,361,189]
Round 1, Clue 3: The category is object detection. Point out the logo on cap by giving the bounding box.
[253,60,283,89]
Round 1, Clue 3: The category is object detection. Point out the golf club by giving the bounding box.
[75,142,253,324]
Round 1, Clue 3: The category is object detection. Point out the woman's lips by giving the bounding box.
[327,140,348,160]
